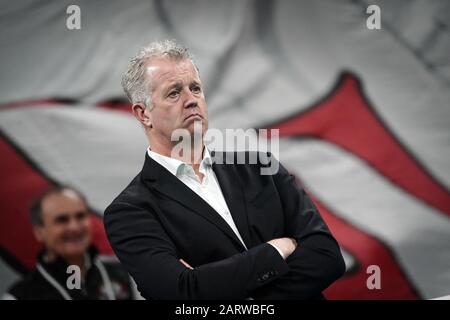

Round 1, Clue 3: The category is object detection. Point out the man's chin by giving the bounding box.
[184,120,207,134]
[61,243,90,257]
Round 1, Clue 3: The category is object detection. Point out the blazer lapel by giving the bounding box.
[211,152,253,249]
[141,153,246,250]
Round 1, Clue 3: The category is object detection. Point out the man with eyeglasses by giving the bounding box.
[3,185,134,300]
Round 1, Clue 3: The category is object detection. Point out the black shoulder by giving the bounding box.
[104,173,147,214]
[5,272,56,300]
[5,276,30,300]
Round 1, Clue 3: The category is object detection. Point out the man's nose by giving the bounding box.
[67,217,81,231]
[184,100,198,109]
[182,90,198,109]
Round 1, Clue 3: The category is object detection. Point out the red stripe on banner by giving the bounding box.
[97,101,132,113]
[314,199,419,299]
[267,72,450,217]
[0,135,113,272]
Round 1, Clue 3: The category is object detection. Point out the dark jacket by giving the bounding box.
[104,151,345,300]
[6,246,133,300]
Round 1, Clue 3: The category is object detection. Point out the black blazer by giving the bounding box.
[104,151,345,299]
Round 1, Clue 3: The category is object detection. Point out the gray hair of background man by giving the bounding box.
[121,40,195,110]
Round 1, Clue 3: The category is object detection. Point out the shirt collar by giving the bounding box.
[202,147,213,166]
[147,146,212,177]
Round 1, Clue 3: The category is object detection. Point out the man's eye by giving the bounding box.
[55,215,70,225]
[191,86,201,93]
[75,211,88,221]
[168,91,179,98]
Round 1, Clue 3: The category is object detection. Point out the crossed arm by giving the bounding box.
[181,237,297,270]
[250,158,346,299]
[175,159,345,299]
[104,201,292,299]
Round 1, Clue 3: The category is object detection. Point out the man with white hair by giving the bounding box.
[104,40,345,299]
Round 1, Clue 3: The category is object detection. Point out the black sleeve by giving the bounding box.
[251,155,346,299]
[104,201,290,300]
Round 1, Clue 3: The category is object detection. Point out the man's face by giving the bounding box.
[145,57,208,143]
[34,190,92,259]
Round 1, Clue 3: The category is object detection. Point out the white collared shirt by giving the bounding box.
[146,147,285,259]
[147,147,248,249]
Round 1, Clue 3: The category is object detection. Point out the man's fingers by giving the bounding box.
[179,259,193,269]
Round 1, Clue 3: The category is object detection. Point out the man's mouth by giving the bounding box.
[184,113,202,121]
[62,234,85,245]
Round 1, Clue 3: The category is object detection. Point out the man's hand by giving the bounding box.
[267,237,298,259]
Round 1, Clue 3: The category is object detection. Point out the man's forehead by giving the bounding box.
[145,58,198,81]
[41,190,86,214]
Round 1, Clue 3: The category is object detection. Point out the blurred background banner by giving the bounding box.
[0,0,449,299]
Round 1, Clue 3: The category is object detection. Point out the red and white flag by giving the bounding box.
[1,0,449,299]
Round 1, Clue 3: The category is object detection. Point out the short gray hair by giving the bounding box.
[121,40,194,109]
[29,185,87,226]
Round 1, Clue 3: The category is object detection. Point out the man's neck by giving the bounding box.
[46,251,87,276]
[148,137,206,182]
[66,254,88,279]
[149,139,205,166]
[65,255,85,268]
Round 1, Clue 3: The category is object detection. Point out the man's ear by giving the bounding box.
[33,226,44,243]
[132,103,153,128]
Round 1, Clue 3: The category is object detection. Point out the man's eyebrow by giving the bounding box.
[54,212,69,217]
[164,81,182,93]
[53,213,69,220]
